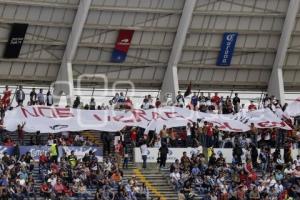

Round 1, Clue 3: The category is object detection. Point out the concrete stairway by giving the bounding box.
[123,166,179,200]
[159,168,204,200]
[81,131,102,146]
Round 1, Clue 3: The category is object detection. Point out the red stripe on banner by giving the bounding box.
[114,29,134,53]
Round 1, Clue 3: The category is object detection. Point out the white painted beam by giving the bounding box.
[53,0,91,105]
[160,0,196,102]
[268,0,300,104]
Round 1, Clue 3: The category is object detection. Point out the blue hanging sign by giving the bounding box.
[216,32,238,66]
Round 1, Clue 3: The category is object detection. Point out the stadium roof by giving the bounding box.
[0,0,299,102]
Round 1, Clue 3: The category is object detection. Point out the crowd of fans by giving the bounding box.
[169,145,300,200]
[0,85,299,200]
[0,136,150,200]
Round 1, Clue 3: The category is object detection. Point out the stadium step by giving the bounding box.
[81,131,102,145]
[123,166,180,200]
[159,168,204,200]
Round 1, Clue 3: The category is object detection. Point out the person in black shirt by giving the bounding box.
[35,131,41,145]
[24,152,34,171]
[29,88,37,105]
[232,93,240,113]
[73,96,81,109]
[159,143,169,169]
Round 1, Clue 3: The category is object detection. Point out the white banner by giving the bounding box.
[285,98,300,117]
[3,106,291,133]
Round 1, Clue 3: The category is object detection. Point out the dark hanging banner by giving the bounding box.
[216,32,238,66]
[3,23,28,58]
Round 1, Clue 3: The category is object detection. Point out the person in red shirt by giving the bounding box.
[155,98,161,108]
[2,85,11,109]
[54,179,65,197]
[124,97,133,109]
[204,121,213,147]
[130,128,137,147]
[248,101,257,111]
[211,92,221,109]
[39,152,48,173]
[40,181,51,198]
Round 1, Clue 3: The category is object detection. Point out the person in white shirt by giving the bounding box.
[284,165,293,175]
[140,141,148,169]
[170,169,182,191]
[37,89,45,105]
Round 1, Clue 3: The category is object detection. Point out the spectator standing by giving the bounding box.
[159,125,168,145]
[2,85,11,108]
[50,140,59,163]
[233,144,243,164]
[35,131,42,145]
[29,88,37,105]
[102,133,112,156]
[15,85,25,106]
[89,98,96,110]
[115,140,123,169]
[46,91,53,106]
[17,122,25,145]
[211,92,220,110]
[191,92,198,110]
[232,93,240,113]
[155,98,161,108]
[159,143,168,169]
[176,91,185,107]
[140,141,148,169]
[73,96,80,109]
[36,89,44,105]
[130,128,137,147]
[248,100,257,111]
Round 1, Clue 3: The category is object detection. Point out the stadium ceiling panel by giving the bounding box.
[0,0,299,92]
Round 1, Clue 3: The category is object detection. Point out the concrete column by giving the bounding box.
[160,0,196,102]
[268,0,300,104]
[53,0,92,105]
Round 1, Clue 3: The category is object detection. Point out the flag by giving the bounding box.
[111,29,134,63]
[184,82,192,97]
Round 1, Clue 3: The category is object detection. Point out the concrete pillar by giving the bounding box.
[268,0,300,104]
[53,0,92,105]
[160,0,196,102]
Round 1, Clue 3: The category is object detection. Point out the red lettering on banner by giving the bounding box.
[258,121,287,128]
[164,112,185,119]
[113,115,124,122]
[211,121,242,132]
[93,114,102,121]
[152,112,167,120]
[257,121,272,128]
[37,107,56,118]
[132,109,150,122]
[223,122,243,132]
[21,107,39,118]
[55,108,74,118]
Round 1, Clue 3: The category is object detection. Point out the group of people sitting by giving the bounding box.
[169,145,300,200]
[0,143,150,200]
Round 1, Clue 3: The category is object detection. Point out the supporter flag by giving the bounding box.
[111,29,134,63]
[216,32,238,66]
[184,82,192,97]
[3,23,28,58]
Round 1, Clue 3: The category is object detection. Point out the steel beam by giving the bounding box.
[160,0,196,102]
[268,0,300,104]
[53,0,91,106]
